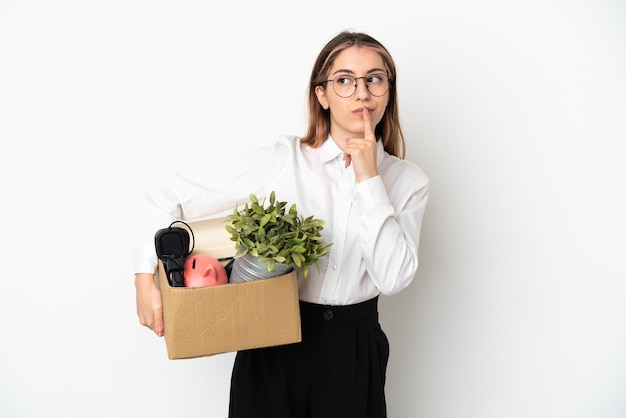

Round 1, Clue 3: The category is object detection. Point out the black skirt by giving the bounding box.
[229,297,389,418]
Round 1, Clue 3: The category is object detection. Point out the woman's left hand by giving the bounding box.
[343,107,379,183]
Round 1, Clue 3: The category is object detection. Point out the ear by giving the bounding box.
[315,85,329,110]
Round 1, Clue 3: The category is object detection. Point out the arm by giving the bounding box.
[354,173,429,295]
[132,139,291,335]
[343,107,430,295]
[135,273,164,337]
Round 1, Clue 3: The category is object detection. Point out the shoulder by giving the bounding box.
[257,134,302,154]
[230,134,301,163]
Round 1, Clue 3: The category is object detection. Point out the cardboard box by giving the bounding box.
[157,218,302,360]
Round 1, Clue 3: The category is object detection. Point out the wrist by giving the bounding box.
[355,170,378,183]
[135,273,156,289]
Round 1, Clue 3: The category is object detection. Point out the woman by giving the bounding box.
[134,31,429,418]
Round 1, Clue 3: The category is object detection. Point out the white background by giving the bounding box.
[1,1,625,417]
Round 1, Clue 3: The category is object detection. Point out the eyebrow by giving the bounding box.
[331,67,387,76]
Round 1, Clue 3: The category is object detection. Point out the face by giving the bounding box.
[315,46,390,147]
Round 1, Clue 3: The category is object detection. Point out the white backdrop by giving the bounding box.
[1,1,625,417]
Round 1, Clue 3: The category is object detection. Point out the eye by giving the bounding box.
[335,76,355,86]
[367,74,386,84]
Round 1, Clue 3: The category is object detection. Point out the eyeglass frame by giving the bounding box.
[321,73,393,98]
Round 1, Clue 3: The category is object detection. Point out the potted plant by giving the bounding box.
[225,191,332,282]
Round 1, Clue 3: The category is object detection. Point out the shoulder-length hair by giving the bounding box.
[301,31,406,159]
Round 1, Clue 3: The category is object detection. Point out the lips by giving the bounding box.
[353,107,372,115]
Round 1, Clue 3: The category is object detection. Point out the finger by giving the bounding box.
[155,323,164,337]
[362,107,375,141]
[154,302,164,337]
[152,312,164,336]
[343,154,352,168]
[344,137,352,167]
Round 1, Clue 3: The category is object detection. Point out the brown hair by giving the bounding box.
[301,31,406,159]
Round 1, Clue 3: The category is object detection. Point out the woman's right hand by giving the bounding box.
[135,273,164,337]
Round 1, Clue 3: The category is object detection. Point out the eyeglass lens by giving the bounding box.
[331,74,390,98]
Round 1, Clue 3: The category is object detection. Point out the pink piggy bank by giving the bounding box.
[183,255,228,288]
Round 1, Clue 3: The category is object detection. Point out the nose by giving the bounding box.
[354,78,370,101]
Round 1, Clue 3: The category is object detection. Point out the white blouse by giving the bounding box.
[134,135,429,306]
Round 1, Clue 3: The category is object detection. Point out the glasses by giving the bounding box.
[324,73,392,98]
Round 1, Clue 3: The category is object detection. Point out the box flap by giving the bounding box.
[186,217,234,259]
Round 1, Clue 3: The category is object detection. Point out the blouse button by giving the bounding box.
[323,310,334,320]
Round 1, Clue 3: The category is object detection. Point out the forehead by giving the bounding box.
[330,46,386,74]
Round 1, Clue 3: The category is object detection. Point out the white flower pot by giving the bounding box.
[229,254,294,284]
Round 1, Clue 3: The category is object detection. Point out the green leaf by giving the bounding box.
[252,203,265,215]
[260,213,272,228]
